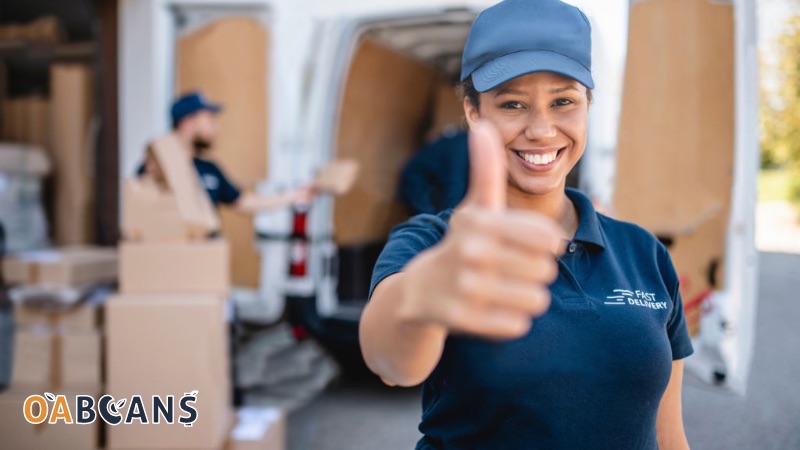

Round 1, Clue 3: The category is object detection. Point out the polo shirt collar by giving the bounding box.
[565,188,606,251]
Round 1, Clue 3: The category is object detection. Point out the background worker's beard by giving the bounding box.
[192,138,213,154]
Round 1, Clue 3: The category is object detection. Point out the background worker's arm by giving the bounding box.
[234,185,316,214]
[359,122,564,387]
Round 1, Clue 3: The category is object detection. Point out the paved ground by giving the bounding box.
[288,250,800,449]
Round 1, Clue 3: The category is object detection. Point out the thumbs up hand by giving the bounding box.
[399,121,566,339]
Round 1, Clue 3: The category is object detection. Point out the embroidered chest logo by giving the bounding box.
[604,289,667,310]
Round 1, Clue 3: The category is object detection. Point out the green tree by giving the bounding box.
[762,14,800,208]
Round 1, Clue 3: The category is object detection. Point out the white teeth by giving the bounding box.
[520,151,557,165]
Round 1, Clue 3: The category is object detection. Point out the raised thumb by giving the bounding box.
[464,120,507,211]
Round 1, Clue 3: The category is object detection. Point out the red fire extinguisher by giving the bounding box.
[289,205,309,277]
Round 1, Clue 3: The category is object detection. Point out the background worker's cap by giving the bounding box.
[461,0,594,92]
[170,91,223,126]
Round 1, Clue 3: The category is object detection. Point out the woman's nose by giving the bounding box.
[524,110,557,141]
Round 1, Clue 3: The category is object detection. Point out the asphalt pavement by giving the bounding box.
[287,251,800,450]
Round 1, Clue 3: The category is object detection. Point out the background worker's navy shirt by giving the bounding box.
[369,188,694,450]
[138,157,241,206]
[398,131,469,215]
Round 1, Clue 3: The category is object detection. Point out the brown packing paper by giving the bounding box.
[106,293,232,450]
[50,64,95,245]
[614,0,734,335]
[334,38,438,245]
[149,133,220,233]
[176,17,270,288]
[0,388,101,450]
[118,239,230,296]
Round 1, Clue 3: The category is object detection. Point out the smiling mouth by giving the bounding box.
[514,148,565,166]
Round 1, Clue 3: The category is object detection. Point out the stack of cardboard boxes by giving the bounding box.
[109,134,233,449]
[109,134,286,450]
[0,246,117,449]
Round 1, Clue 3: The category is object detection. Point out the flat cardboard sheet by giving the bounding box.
[614,0,735,334]
[334,38,438,245]
[176,17,269,288]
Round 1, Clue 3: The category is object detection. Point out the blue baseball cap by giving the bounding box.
[170,91,222,127]
[461,0,594,92]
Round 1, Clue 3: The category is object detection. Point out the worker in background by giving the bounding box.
[139,91,315,211]
[398,128,469,216]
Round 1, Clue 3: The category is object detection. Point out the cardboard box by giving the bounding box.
[10,329,102,389]
[149,134,220,234]
[122,178,206,241]
[106,293,232,449]
[119,239,230,295]
[224,407,286,450]
[14,301,101,332]
[3,246,118,287]
[0,388,101,450]
[177,18,269,287]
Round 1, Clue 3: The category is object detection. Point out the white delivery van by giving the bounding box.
[119,0,759,392]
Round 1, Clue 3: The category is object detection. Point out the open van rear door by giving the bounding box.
[615,0,759,394]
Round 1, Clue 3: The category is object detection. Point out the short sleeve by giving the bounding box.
[214,164,241,205]
[368,211,452,300]
[659,244,695,360]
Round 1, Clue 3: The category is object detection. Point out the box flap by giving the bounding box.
[149,133,220,233]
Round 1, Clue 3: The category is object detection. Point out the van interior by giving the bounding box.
[331,13,473,305]
[330,12,581,305]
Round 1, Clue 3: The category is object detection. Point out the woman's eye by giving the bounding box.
[552,98,574,107]
[500,101,525,110]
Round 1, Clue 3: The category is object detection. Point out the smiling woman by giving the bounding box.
[359,0,694,449]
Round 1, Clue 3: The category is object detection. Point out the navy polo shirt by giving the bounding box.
[138,157,241,206]
[369,188,694,450]
[398,131,470,215]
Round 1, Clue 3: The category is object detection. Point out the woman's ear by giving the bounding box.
[463,98,480,129]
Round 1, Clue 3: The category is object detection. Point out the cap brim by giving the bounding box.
[471,50,594,92]
[205,104,223,114]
